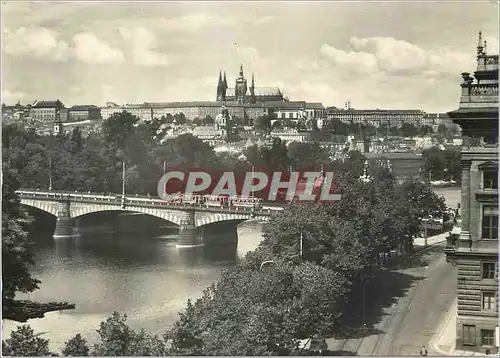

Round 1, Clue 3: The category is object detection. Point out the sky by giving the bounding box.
[1,1,499,112]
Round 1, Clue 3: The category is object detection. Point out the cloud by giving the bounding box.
[319,44,379,73]
[236,46,259,66]
[316,36,483,82]
[2,89,27,103]
[163,13,234,33]
[72,32,125,65]
[119,27,169,66]
[350,37,428,72]
[3,26,70,62]
[254,16,276,25]
[3,26,125,65]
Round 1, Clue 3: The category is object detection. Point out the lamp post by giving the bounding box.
[361,269,366,327]
[121,160,126,208]
[49,156,53,191]
[300,232,303,259]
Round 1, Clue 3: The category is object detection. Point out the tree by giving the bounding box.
[422,147,461,182]
[437,124,448,135]
[399,123,418,137]
[91,312,167,356]
[2,325,52,356]
[389,126,399,136]
[102,111,140,149]
[271,120,283,130]
[288,142,330,169]
[377,122,389,137]
[62,334,90,356]
[173,113,187,125]
[167,262,348,356]
[2,166,40,319]
[155,134,221,170]
[253,114,272,132]
[204,115,214,125]
[419,125,434,136]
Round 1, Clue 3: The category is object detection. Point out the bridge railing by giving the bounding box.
[16,190,284,215]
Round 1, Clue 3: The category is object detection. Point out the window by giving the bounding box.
[481,206,498,239]
[482,262,496,279]
[483,171,498,189]
[463,324,476,346]
[481,329,495,346]
[482,291,497,311]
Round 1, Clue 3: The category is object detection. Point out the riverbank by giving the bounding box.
[3,300,75,323]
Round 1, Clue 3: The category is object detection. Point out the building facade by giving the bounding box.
[326,106,425,128]
[445,32,499,354]
[30,100,67,123]
[68,105,102,121]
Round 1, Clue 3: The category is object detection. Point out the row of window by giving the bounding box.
[463,325,496,346]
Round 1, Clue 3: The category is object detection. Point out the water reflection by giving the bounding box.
[3,219,263,353]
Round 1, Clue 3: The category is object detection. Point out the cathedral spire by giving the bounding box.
[216,70,223,101]
[251,73,255,88]
[223,71,228,89]
[239,64,244,78]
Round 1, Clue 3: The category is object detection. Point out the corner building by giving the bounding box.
[445,32,499,354]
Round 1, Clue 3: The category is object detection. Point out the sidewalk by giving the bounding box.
[431,299,497,356]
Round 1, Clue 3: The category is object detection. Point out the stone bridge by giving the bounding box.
[17,190,283,247]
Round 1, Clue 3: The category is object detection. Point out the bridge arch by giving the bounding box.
[19,199,58,217]
[196,213,257,228]
[71,205,183,226]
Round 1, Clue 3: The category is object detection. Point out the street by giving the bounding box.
[327,242,456,356]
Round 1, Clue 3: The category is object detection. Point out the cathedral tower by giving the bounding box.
[250,73,256,104]
[234,64,248,104]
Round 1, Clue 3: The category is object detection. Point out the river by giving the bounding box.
[2,186,460,353]
[2,218,264,353]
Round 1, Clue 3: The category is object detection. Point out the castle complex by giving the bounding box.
[216,65,285,104]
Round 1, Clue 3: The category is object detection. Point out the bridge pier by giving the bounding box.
[177,209,203,248]
[54,200,72,239]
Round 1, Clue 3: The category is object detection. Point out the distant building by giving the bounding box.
[326,105,425,128]
[444,32,498,355]
[268,101,325,122]
[30,100,67,123]
[68,105,102,121]
[269,128,310,143]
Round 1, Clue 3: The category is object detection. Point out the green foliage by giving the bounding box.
[422,147,461,183]
[2,325,52,356]
[287,142,330,169]
[62,334,90,356]
[2,162,40,318]
[166,262,347,355]
[91,312,167,356]
[399,123,418,137]
[253,114,273,132]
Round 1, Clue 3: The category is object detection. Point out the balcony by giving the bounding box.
[460,84,499,108]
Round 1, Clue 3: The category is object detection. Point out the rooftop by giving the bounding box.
[33,100,64,108]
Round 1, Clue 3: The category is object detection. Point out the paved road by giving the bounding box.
[327,242,456,356]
